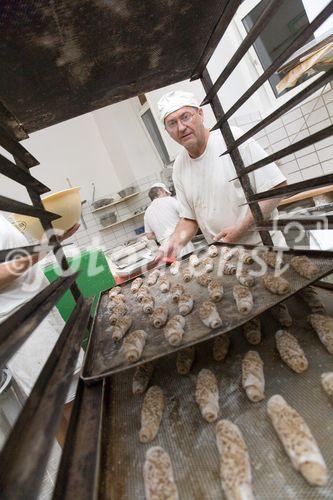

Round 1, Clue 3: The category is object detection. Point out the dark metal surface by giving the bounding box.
[0,296,92,500]
[52,379,104,500]
[82,244,333,382]
[201,0,284,106]
[0,273,78,367]
[214,2,333,124]
[201,68,273,246]
[217,69,333,145]
[0,101,29,141]
[0,0,228,133]
[99,289,333,500]
[244,173,333,205]
[191,0,241,81]
[0,242,71,264]
[231,126,333,179]
[253,215,333,231]
[0,194,59,220]
[0,153,49,194]
[0,124,38,167]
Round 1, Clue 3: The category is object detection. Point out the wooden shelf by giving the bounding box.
[91,192,140,212]
[99,211,144,231]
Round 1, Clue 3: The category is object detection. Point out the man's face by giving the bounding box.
[164,106,205,149]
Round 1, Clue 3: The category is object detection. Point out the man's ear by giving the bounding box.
[198,107,204,121]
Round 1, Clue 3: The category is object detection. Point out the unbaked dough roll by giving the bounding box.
[196,369,219,422]
[199,301,222,328]
[176,346,195,375]
[223,262,236,275]
[109,303,127,325]
[139,385,164,443]
[267,395,328,486]
[262,273,291,295]
[151,305,168,328]
[233,285,253,315]
[261,250,279,268]
[112,315,133,341]
[213,334,230,362]
[164,315,186,346]
[108,285,122,298]
[271,302,292,327]
[142,295,155,314]
[169,261,180,275]
[275,330,308,373]
[131,277,143,293]
[308,313,333,354]
[132,362,154,395]
[243,317,261,345]
[123,330,147,363]
[182,266,194,282]
[236,269,255,288]
[178,293,194,316]
[189,254,200,267]
[321,372,333,401]
[208,244,219,258]
[159,275,170,293]
[202,257,214,273]
[297,286,325,314]
[136,284,150,302]
[147,269,160,286]
[208,279,224,303]
[196,272,212,287]
[242,351,265,402]
[143,446,179,500]
[215,419,254,500]
[220,247,236,261]
[239,251,253,265]
[170,283,185,303]
[291,255,318,279]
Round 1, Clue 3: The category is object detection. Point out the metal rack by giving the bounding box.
[0,1,333,498]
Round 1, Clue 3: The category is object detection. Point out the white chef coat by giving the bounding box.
[0,214,83,402]
[144,196,194,256]
[173,128,286,246]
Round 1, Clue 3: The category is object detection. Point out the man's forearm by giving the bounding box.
[240,197,283,232]
[172,218,198,247]
[0,254,40,290]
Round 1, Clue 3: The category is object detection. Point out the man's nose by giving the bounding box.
[178,121,187,133]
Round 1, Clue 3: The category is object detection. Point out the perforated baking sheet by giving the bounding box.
[82,246,333,382]
[99,290,333,500]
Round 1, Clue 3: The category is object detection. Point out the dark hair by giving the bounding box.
[148,187,163,201]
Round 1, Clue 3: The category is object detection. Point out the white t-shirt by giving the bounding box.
[172,129,286,245]
[144,196,194,255]
[0,214,82,400]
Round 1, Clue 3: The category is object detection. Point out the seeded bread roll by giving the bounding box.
[275,330,308,373]
[178,293,194,316]
[107,294,126,312]
[267,395,328,486]
[196,272,212,287]
[139,386,164,443]
[261,250,279,268]
[132,363,154,395]
[242,351,265,402]
[223,262,237,275]
[202,257,214,273]
[308,313,333,354]
[182,266,194,283]
[215,420,254,500]
[136,284,150,302]
[142,295,155,314]
[271,302,292,327]
[243,317,261,345]
[208,279,224,303]
[143,446,179,500]
[239,251,253,265]
[236,269,255,288]
[164,315,186,346]
[147,269,160,286]
[262,273,291,295]
[170,283,185,303]
[321,372,333,401]
[169,261,180,276]
[109,303,127,324]
[189,254,200,267]
[220,247,236,261]
[112,315,132,341]
[213,334,230,362]
[108,285,122,297]
[176,346,195,374]
[151,305,169,328]
[233,285,253,315]
[131,276,143,293]
[196,369,219,422]
[297,286,325,314]
[159,275,170,293]
[199,301,222,329]
[291,256,319,279]
[123,330,147,363]
[208,245,219,258]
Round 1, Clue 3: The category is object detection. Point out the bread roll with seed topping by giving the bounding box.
[139,386,164,443]
[308,313,333,354]
[143,446,179,500]
[275,330,308,373]
[213,334,230,362]
[243,317,261,345]
[291,255,318,279]
[132,363,154,395]
[233,285,253,315]
[262,273,290,295]
[164,315,186,346]
[199,301,222,328]
[242,351,265,402]
[112,315,132,341]
[176,346,195,374]
[196,369,219,422]
[151,305,169,328]
[178,293,194,316]
[123,330,147,363]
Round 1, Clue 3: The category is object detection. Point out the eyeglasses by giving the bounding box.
[165,111,196,132]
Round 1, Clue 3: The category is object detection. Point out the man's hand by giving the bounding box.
[213,225,243,243]
[153,239,182,265]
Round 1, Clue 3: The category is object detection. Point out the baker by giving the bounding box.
[0,214,82,447]
[156,90,287,258]
[144,182,194,257]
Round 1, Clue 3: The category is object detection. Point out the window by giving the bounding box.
[242,0,314,97]
[141,107,171,166]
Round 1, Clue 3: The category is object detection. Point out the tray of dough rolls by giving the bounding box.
[81,244,333,382]
[98,290,333,500]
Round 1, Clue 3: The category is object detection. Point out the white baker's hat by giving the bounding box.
[149,182,171,194]
[157,90,199,122]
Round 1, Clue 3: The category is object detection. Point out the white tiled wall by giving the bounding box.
[230,84,333,185]
[70,172,162,250]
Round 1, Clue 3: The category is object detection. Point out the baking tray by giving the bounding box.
[82,245,333,382]
[99,290,333,500]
